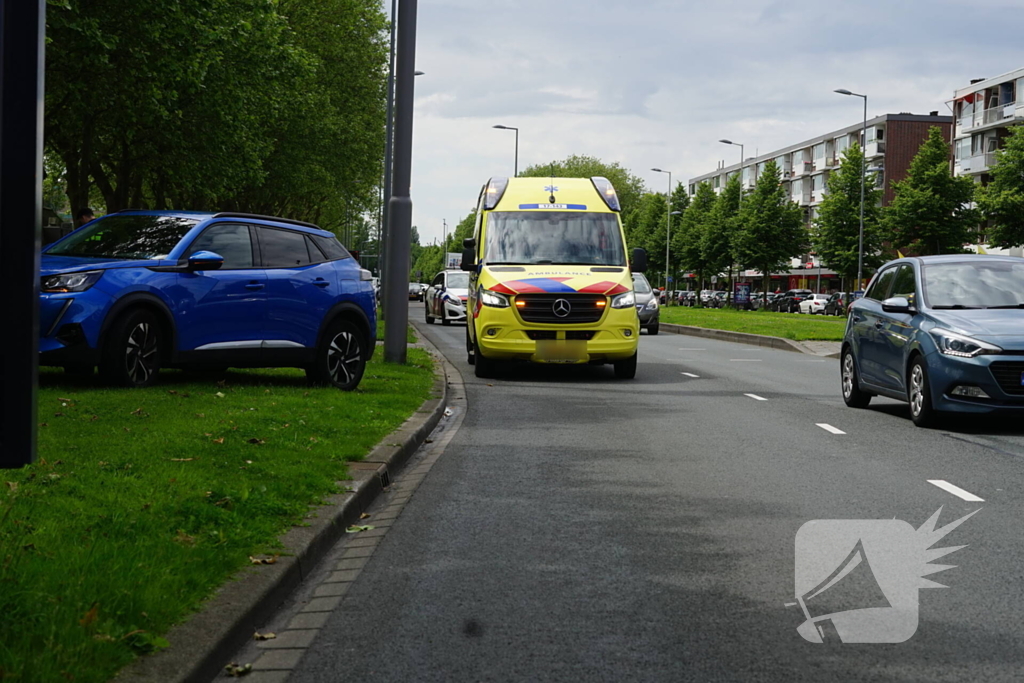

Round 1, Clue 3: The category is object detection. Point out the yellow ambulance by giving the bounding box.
[460,176,649,379]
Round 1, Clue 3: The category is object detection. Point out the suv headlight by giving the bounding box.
[929,328,1002,358]
[645,298,659,311]
[480,288,510,308]
[41,270,103,293]
[611,291,635,309]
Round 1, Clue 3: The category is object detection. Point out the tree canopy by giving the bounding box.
[977,125,1024,249]
[733,160,807,295]
[812,143,883,282]
[883,127,978,256]
[44,0,388,234]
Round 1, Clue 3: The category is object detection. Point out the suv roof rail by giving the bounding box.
[211,212,321,230]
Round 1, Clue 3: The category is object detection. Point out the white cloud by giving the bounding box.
[403,0,1024,244]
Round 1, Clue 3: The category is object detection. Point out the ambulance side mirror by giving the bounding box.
[461,238,476,271]
[631,247,648,273]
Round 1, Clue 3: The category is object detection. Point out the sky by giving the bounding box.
[405,0,1024,246]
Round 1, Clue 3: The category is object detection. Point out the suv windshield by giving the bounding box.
[923,261,1024,308]
[484,211,625,266]
[46,215,198,260]
[632,275,652,294]
[446,272,469,289]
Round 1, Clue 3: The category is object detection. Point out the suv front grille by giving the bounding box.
[515,294,606,324]
[989,361,1024,395]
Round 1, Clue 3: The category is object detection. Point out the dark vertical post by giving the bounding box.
[0,0,45,468]
[379,0,397,320]
[383,0,417,364]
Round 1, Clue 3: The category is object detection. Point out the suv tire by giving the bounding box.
[474,338,497,378]
[100,309,162,388]
[425,304,434,324]
[647,321,660,335]
[307,319,366,391]
[466,327,475,365]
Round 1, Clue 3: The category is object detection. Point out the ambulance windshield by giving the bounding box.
[484,211,625,266]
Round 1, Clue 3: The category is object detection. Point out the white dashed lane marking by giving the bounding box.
[744,393,768,401]
[928,479,985,502]
[816,423,846,435]
[730,359,762,362]
[680,372,700,378]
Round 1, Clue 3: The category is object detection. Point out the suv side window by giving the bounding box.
[187,223,254,269]
[311,234,351,261]
[258,227,311,268]
[890,264,917,305]
[433,273,444,287]
[866,267,897,301]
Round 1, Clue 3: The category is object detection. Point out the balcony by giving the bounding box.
[865,141,886,157]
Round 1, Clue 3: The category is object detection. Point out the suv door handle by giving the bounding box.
[312,278,330,288]
[245,282,264,291]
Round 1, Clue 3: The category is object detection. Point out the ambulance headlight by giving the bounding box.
[480,288,510,308]
[611,291,635,308]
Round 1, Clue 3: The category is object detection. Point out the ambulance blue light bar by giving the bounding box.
[591,177,621,211]
[484,177,509,210]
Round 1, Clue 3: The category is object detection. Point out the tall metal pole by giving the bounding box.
[651,168,672,304]
[379,0,397,320]
[383,0,417,364]
[493,125,519,177]
[835,89,867,291]
[858,95,867,291]
[0,0,45,468]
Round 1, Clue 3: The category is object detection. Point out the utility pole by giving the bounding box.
[382,0,418,364]
[1,0,45,468]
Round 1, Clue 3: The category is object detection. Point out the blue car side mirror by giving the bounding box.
[881,296,914,314]
[187,250,224,271]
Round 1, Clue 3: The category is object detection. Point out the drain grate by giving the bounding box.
[379,469,391,489]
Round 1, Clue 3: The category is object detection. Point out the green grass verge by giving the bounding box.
[658,306,846,341]
[0,351,434,683]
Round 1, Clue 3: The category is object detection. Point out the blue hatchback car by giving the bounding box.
[842,254,1024,427]
[40,211,376,389]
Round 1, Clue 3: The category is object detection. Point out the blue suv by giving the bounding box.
[40,211,376,389]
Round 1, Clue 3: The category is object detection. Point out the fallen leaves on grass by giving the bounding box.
[215,392,226,398]
[79,602,99,628]
[5,482,17,493]
[249,555,279,565]
[130,408,147,416]
[212,438,225,444]
[224,663,252,677]
[247,438,265,445]
[173,530,196,546]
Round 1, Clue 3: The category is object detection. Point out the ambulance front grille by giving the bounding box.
[515,294,606,324]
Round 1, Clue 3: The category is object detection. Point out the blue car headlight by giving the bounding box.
[41,270,103,293]
[929,328,1002,358]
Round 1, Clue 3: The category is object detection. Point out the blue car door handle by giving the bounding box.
[313,278,330,288]
[245,281,265,291]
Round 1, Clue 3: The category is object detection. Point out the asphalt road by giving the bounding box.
[284,303,1024,682]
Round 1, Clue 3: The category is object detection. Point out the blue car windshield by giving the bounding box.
[46,215,198,260]
[484,211,625,266]
[923,261,1024,308]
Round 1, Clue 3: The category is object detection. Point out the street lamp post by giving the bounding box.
[834,88,867,291]
[651,168,677,303]
[719,139,745,305]
[492,125,519,177]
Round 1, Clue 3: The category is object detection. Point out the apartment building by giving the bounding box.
[687,113,952,291]
[951,66,1024,256]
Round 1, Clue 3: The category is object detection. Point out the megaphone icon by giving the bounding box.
[794,539,891,643]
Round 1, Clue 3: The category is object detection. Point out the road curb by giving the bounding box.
[659,322,841,358]
[118,348,449,683]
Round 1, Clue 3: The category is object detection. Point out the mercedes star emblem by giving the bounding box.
[552,299,571,318]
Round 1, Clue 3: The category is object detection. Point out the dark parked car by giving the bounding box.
[842,255,1024,427]
[39,211,376,390]
[825,292,851,316]
[775,289,813,313]
[409,282,424,301]
[632,273,659,334]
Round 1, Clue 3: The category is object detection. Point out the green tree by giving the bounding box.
[812,143,883,284]
[633,192,668,278]
[702,174,741,295]
[733,160,807,297]
[883,127,979,256]
[675,181,716,300]
[520,155,646,218]
[977,125,1024,248]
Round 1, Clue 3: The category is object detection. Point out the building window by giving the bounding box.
[812,143,825,159]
